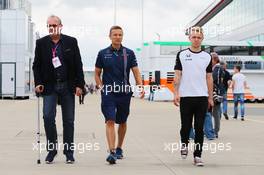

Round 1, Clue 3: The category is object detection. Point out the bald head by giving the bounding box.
[47,15,62,25]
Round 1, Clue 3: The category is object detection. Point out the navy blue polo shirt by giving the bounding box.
[95,45,138,88]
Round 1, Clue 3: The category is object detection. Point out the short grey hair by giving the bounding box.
[47,15,62,25]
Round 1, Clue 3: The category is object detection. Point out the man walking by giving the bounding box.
[211,52,225,138]
[221,61,232,120]
[232,65,247,121]
[95,26,144,164]
[173,26,213,166]
[148,79,156,101]
[33,15,85,164]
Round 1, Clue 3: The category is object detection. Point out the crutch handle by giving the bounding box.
[36,92,41,98]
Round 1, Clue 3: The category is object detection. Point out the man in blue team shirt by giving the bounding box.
[95,26,144,164]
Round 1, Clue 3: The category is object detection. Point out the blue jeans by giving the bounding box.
[222,92,228,114]
[189,112,215,140]
[148,92,154,101]
[43,82,75,154]
[213,103,221,136]
[189,128,195,140]
[204,112,215,139]
[233,93,245,118]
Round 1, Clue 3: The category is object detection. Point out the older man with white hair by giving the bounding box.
[33,15,85,164]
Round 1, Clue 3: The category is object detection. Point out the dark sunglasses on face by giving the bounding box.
[47,24,59,28]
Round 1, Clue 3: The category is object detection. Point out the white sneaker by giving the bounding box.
[194,157,204,166]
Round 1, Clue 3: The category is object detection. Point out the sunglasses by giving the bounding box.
[47,24,59,28]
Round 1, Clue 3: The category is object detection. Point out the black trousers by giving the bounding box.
[180,97,208,158]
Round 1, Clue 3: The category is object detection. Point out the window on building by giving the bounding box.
[232,46,249,55]
[249,47,261,55]
[226,60,243,69]
[244,61,262,70]
[212,46,232,55]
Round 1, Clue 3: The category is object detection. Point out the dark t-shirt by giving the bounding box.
[223,70,231,91]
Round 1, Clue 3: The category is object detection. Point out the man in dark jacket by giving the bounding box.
[211,52,225,138]
[33,15,85,164]
[220,61,232,120]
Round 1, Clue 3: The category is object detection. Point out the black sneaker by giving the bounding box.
[106,152,117,164]
[241,117,245,121]
[65,153,75,164]
[223,113,229,120]
[233,116,237,120]
[115,148,124,159]
[45,151,57,164]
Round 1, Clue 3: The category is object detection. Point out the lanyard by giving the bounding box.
[52,44,59,58]
[112,48,128,84]
[122,48,128,85]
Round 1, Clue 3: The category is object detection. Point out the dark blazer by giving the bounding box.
[32,34,85,95]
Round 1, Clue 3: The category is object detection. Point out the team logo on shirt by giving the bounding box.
[185,54,192,61]
[104,54,112,59]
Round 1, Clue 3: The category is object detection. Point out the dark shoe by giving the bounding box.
[241,117,245,121]
[223,113,229,120]
[233,116,237,120]
[207,137,215,140]
[115,148,124,159]
[106,152,117,164]
[65,153,75,164]
[180,145,188,159]
[45,151,57,164]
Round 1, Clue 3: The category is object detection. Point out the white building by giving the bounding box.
[186,0,264,41]
[0,0,35,98]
